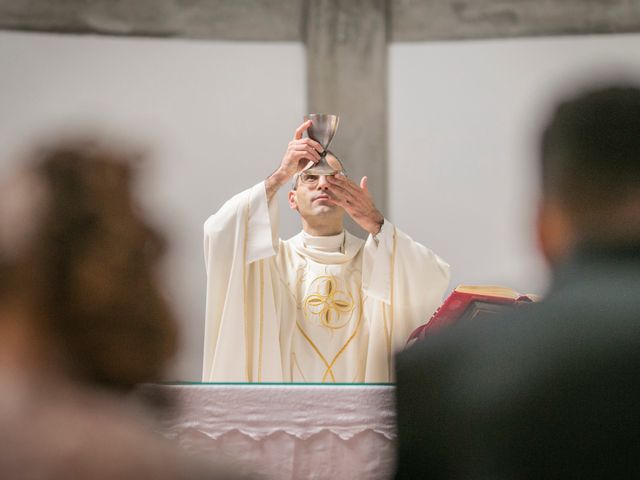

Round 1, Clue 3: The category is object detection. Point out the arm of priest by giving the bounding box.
[325,173,451,379]
[202,181,281,381]
[202,121,324,382]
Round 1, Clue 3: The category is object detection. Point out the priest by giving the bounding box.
[202,120,450,382]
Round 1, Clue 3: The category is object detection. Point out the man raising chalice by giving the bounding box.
[203,117,450,383]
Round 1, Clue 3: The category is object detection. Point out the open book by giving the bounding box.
[406,285,537,345]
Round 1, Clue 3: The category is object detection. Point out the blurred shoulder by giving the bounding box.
[0,377,239,480]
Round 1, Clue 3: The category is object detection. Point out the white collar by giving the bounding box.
[301,230,345,253]
[290,230,364,265]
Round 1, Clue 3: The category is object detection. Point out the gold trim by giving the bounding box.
[258,259,264,382]
[291,352,308,382]
[303,275,355,329]
[323,294,363,382]
[242,196,252,382]
[295,291,364,383]
[387,227,397,381]
[455,284,520,298]
[295,323,336,382]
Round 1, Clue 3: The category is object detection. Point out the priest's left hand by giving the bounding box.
[326,174,384,236]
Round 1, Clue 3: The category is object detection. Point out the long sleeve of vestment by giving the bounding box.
[361,220,451,381]
[202,182,281,381]
[203,183,451,383]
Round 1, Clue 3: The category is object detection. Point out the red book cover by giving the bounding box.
[407,285,536,345]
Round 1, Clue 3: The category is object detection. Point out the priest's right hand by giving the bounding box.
[280,120,324,179]
[266,120,324,199]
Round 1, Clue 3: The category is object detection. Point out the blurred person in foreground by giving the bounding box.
[394,85,640,479]
[0,140,231,479]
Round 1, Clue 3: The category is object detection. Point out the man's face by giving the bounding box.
[288,172,345,221]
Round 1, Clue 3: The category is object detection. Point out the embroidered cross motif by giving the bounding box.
[303,275,355,329]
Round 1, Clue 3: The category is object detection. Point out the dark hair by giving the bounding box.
[0,140,177,390]
[541,85,640,240]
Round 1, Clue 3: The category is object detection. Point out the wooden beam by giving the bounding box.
[305,0,388,234]
[392,0,640,42]
[4,0,640,44]
[0,0,302,41]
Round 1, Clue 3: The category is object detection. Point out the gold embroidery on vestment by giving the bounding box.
[295,290,363,383]
[322,297,363,382]
[295,323,336,382]
[303,275,355,329]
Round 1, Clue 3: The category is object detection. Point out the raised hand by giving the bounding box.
[326,174,384,235]
[266,120,324,200]
[278,120,324,180]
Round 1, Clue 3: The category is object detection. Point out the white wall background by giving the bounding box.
[0,31,305,380]
[390,33,640,297]
[3,30,640,380]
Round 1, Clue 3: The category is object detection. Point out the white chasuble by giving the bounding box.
[202,181,450,383]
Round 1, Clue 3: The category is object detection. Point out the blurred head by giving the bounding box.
[288,151,345,234]
[0,139,177,390]
[537,85,640,265]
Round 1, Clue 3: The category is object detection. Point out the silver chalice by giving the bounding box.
[303,114,343,174]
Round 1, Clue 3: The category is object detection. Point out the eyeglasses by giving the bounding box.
[298,172,344,186]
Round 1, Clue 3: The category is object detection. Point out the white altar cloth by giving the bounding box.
[148,383,396,480]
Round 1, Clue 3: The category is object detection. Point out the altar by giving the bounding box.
[145,383,396,480]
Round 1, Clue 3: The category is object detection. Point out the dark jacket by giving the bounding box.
[394,244,640,479]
